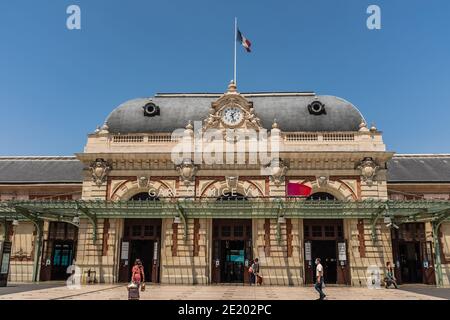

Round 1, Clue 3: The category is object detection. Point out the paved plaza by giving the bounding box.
[0,283,448,300]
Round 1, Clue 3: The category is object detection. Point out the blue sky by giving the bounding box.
[1,0,449,155]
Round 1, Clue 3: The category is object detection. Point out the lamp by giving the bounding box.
[72,215,80,225]
[277,215,286,224]
[12,219,19,226]
[386,222,399,230]
[174,216,181,224]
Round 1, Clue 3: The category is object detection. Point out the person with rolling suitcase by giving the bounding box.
[128,259,145,300]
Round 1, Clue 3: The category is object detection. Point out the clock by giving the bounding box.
[221,106,243,127]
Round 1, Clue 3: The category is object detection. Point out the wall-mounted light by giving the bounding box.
[277,215,286,224]
[72,215,80,225]
[12,219,19,226]
[174,216,181,224]
[386,222,399,230]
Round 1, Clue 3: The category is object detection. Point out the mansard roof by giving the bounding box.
[387,154,450,183]
[0,155,449,184]
[105,92,366,134]
[0,157,83,184]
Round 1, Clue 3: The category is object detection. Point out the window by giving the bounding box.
[337,225,343,238]
[132,225,141,237]
[324,226,335,237]
[246,225,252,238]
[304,225,310,238]
[157,225,161,237]
[312,226,322,237]
[234,226,243,237]
[144,225,154,237]
[221,226,231,237]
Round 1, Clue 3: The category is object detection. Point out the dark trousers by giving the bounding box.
[314,278,325,299]
[385,277,398,289]
[249,273,255,285]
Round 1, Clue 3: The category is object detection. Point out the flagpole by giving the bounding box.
[234,17,237,85]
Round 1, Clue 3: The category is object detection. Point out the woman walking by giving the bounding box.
[128,259,145,300]
[384,261,398,289]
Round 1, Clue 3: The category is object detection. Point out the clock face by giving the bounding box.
[222,106,243,126]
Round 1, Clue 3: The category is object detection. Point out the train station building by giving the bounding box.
[1,82,449,287]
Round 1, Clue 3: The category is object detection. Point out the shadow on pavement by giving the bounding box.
[0,282,66,296]
[397,285,450,300]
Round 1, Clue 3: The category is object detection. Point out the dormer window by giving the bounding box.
[143,102,160,117]
[308,101,326,115]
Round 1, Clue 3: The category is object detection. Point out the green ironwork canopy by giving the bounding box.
[1,198,450,220]
[1,198,450,286]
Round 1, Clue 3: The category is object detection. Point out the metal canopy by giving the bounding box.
[2,198,449,245]
[1,199,450,220]
[1,198,450,287]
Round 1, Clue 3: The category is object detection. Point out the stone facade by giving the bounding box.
[1,85,450,287]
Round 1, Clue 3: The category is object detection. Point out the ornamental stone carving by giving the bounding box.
[225,176,239,190]
[267,158,288,186]
[176,158,198,185]
[89,158,111,186]
[137,176,150,189]
[316,175,329,188]
[357,157,379,185]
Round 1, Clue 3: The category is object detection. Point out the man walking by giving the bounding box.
[314,258,326,300]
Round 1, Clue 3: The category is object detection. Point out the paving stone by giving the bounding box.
[0,284,447,300]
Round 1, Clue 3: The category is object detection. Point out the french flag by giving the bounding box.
[237,29,251,52]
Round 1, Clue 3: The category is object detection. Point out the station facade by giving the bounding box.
[1,83,449,286]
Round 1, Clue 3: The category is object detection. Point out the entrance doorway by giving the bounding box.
[392,223,435,285]
[50,241,76,280]
[304,219,349,285]
[212,219,252,284]
[220,240,246,283]
[310,240,337,284]
[40,222,78,281]
[128,240,154,282]
[119,218,161,283]
[398,242,422,283]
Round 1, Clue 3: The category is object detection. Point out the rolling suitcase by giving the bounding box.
[127,283,140,300]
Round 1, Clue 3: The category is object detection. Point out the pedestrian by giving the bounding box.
[314,258,326,300]
[384,261,398,289]
[251,258,262,285]
[128,258,145,300]
[248,259,255,286]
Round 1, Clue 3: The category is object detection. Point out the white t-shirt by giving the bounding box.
[316,263,323,277]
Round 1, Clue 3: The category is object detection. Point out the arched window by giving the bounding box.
[129,192,159,201]
[306,192,336,201]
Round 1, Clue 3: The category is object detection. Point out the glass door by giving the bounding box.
[51,241,74,280]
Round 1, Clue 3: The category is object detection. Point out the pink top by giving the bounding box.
[132,265,144,283]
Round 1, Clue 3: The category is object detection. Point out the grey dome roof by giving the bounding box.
[105,93,365,133]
